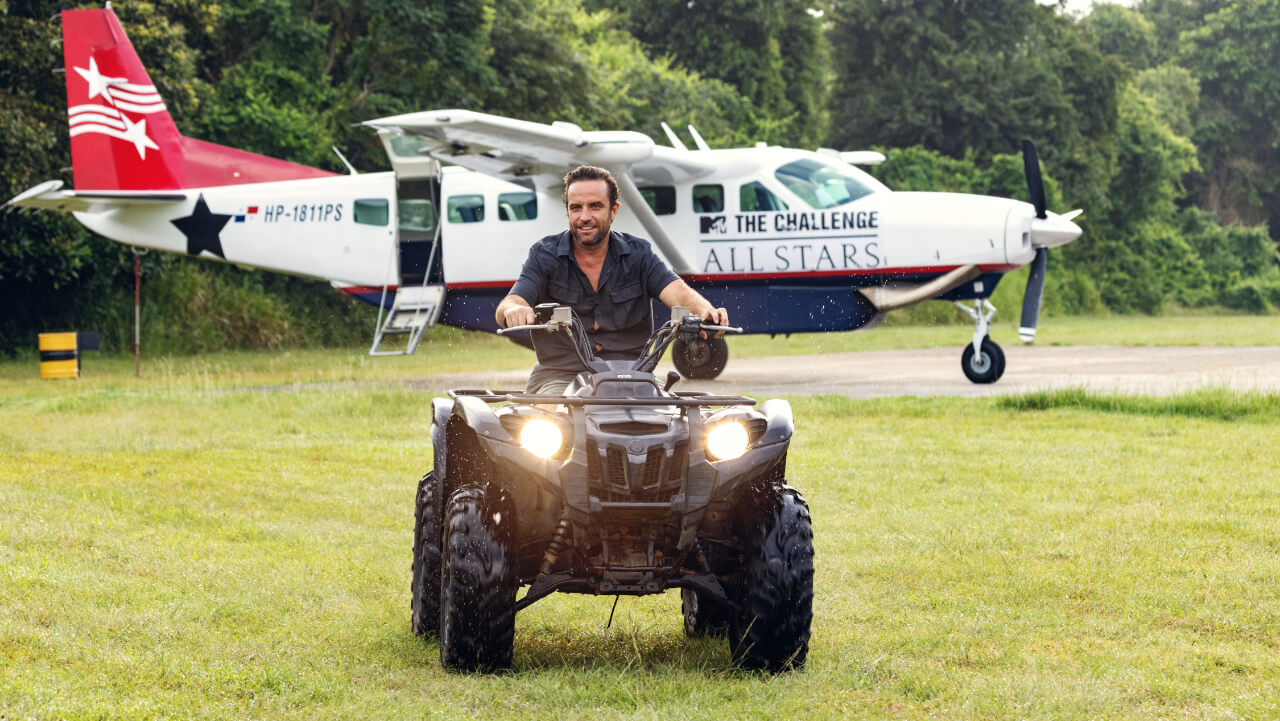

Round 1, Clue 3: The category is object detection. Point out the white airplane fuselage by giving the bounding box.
[60,144,1067,340]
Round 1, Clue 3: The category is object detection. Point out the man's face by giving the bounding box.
[565,179,618,249]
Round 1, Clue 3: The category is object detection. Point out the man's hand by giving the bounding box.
[496,294,535,329]
[699,306,730,338]
[503,304,536,329]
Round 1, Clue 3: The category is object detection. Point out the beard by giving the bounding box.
[572,213,613,248]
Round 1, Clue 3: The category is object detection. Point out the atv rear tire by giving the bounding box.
[439,485,517,673]
[730,483,814,672]
[682,588,731,638]
[410,471,444,636]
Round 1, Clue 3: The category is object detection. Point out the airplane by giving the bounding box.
[6,6,1083,384]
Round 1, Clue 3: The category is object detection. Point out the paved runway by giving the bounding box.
[409,345,1280,398]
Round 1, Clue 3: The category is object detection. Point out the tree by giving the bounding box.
[1180,0,1280,230]
[591,0,829,146]
[1084,3,1158,69]
[827,0,1123,207]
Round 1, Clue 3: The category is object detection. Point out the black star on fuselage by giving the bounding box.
[171,194,232,259]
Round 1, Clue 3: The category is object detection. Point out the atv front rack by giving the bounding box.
[447,389,757,407]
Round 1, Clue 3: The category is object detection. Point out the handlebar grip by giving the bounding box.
[497,323,553,334]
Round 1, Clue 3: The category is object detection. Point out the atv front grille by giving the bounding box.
[587,443,684,503]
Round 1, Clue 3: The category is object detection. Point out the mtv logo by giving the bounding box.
[700,215,727,234]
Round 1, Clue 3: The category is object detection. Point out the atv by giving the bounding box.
[410,304,813,673]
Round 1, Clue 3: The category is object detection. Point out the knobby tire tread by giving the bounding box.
[439,485,517,673]
[730,483,814,672]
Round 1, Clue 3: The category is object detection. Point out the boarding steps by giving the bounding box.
[369,283,444,356]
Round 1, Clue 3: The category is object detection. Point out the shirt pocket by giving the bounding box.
[547,279,583,305]
[605,281,648,330]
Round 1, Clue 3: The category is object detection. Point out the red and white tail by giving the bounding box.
[61,8,334,191]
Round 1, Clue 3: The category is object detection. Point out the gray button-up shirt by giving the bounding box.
[510,230,679,391]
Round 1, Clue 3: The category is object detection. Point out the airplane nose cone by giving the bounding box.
[1029,211,1082,249]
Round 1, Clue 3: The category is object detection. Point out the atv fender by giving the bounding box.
[706,400,793,503]
[756,399,794,446]
[431,398,454,482]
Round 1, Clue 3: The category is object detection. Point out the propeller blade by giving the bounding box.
[1019,247,1048,342]
[1021,139,1047,220]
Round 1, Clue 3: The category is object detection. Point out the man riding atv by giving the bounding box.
[495,165,730,393]
[411,166,814,675]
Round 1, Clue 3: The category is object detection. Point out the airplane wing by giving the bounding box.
[5,180,186,214]
[364,109,715,273]
[362,109,716,187]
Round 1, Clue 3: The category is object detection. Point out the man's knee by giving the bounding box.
[534,378,572,396]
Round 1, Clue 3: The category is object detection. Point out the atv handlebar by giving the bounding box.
[497,304,739,375]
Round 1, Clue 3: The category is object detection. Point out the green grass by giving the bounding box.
[5,313,1280,395]
[3,347,1280,719]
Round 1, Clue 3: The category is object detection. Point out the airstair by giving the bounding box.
[368,281,444,356]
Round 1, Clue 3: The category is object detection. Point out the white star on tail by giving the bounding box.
[120,115,159,159]
[73,57,127,105]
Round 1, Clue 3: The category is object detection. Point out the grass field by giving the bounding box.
[2,318,1279,719]
[5,312,1280,392]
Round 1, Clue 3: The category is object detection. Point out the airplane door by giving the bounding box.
[396,177,443,285]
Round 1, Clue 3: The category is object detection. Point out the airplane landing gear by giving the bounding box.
[672,336,729,379]
[955,299,1005,384]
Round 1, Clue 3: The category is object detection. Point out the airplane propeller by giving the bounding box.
[1019,139,1049,343]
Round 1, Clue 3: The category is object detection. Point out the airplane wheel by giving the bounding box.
[961,336,1005,384]
[673,336,728,379]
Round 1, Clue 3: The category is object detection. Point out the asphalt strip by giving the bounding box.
[397,346,1280,399]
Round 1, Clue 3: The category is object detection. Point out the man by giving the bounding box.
[496,165,729,394]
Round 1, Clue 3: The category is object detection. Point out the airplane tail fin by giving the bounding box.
[62,8,184,190]
[61,8,334,191]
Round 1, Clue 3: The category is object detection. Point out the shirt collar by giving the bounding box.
[555,230,633,258]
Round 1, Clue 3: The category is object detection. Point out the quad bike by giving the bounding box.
[411,304,813,673]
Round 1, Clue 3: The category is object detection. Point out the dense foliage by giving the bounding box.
[1,0,1277,354]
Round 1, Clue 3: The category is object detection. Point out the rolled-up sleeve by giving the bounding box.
[636,242,680,297]
[509,244,551,303]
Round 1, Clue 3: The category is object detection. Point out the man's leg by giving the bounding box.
[534,378,571,396]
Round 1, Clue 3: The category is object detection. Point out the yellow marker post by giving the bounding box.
[39,332,81,379]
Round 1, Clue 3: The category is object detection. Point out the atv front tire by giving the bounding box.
[439,485,517,673]
[410,471,444,636]
[730,483,814,672]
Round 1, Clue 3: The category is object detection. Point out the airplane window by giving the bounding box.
[399,199,437,232]
[739,181,789,212]
[447,195,485,223]
[692,185,723,213]
[497,192,538,221]
[388,134,431,159]
[774,158,882,209]
[638,186,676,215]
[354,198,389,226]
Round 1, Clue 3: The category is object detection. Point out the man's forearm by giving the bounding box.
[659,279,713,314]
[658,279,728,327]
[495,294,532,328]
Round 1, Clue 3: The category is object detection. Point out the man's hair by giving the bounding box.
[563,165,619,208]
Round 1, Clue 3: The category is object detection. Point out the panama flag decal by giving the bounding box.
[68,57,166,159]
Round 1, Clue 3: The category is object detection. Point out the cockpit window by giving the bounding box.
[740,181,789,212]
[775,158,883,209]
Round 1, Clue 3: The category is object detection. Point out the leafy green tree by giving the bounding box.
[591,0,828,146]
[1180,0,1280,231]
[1134,64,1199,138]
[1084,3,1157,69]
[827,0,1123,210]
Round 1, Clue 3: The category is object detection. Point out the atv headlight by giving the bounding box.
[520,418,564,459]
[706,421,749,461]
